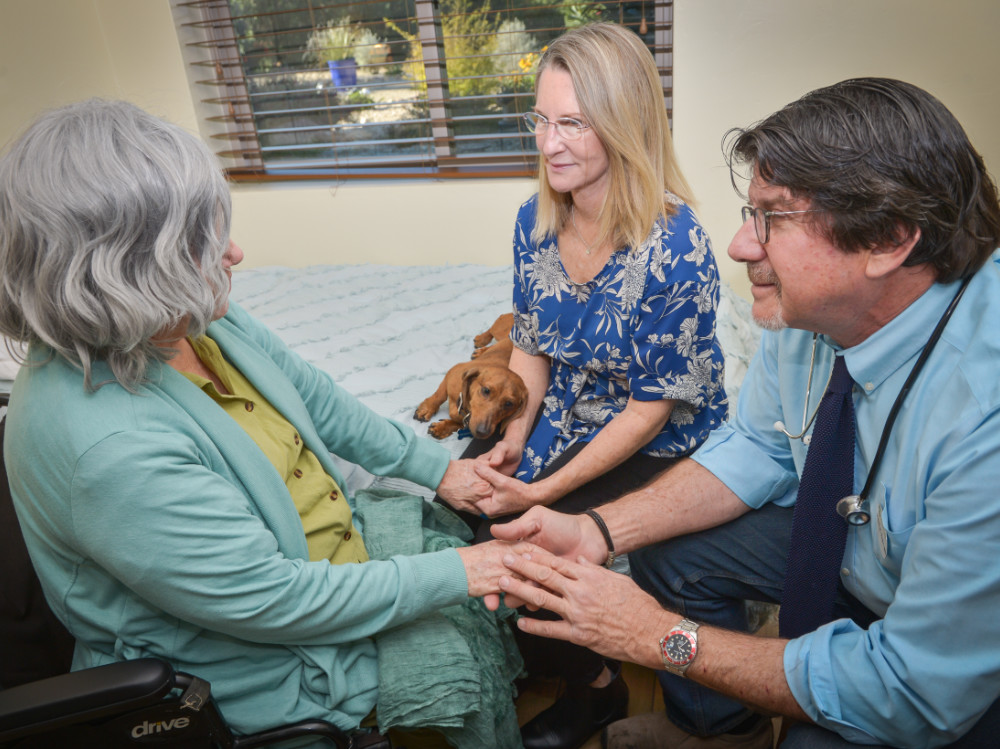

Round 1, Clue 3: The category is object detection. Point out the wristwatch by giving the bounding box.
[660,618,700,676]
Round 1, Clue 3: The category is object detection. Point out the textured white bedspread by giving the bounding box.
[229,263,761,497]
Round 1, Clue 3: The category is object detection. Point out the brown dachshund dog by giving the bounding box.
[414,314,528,440]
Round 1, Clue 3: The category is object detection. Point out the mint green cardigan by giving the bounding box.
[5,302,468,733]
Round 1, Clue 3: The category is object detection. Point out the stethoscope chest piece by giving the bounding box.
[837,494,870,526]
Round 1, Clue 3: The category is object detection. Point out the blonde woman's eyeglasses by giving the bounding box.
[523,112,591,141]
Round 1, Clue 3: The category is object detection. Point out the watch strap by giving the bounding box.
[660,618,700,676]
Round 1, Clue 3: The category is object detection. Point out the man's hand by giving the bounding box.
[436,459,492,514]
[489,505,609,565]
[498,549,673,667]
[501,549,808,721]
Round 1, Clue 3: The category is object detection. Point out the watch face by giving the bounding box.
[662,631,697,666]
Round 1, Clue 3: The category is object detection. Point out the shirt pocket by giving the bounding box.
[867,482,914,578]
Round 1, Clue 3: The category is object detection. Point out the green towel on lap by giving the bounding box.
[354,488,523,749]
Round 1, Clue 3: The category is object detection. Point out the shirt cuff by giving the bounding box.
[400,547,469,609]
[783,621,883,745]
[398,431,452,490]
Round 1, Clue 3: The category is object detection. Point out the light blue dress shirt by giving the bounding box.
[693,250,1000,747]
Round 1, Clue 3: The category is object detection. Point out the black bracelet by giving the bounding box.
[583,509,615,568]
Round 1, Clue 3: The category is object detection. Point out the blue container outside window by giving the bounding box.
[327,59,358,89]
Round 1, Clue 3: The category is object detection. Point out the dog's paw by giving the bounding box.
[472,331,494,349]
[414,401,436,422]
[428,420,459,439]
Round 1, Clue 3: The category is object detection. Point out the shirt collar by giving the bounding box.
[825,278,966,396]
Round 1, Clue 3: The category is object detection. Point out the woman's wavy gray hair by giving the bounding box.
[0,98,231,391]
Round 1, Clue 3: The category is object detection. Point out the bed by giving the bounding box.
[0,263,760,493]
[227,262,762,499]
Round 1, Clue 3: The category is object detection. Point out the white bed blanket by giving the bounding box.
[229,263,761,497]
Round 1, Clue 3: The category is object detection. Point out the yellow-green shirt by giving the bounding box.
[182,335,368,565]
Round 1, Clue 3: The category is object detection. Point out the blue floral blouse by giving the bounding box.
[510,194,728,481]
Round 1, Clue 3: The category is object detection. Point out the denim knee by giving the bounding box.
[628,541,688,612]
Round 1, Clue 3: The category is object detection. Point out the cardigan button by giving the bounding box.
[293,469,303,479]
[343,531,352,541]
[329,490,339,500]
[244,401,255,412]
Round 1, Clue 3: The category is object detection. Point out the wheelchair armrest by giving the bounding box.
[0,657,175,740]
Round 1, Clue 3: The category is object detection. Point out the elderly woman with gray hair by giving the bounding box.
[0,98,530,748]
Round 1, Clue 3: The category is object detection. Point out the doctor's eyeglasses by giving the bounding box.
[523,112,592,141]
[741,205,822,244]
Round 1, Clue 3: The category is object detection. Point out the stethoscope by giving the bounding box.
[774,276,971,526]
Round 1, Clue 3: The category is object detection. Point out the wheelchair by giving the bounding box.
[0,391,390,748]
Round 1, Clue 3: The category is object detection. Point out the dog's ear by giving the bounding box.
[461,367,480,387]
[460,368,480,411]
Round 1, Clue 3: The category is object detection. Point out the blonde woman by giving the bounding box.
[455,22,728,749]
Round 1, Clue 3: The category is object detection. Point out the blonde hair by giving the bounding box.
[532,23,693,249]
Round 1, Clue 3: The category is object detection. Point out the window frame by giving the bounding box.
[176,0,675,182]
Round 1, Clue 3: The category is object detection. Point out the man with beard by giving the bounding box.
[490,78,1000,749]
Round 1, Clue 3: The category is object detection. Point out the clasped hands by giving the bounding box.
[455,506,596,614]
[437,440,542,519]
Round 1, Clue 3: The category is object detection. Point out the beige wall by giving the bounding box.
[2,0,999,296]
[673,0,1000,297]
[0,1,199,140]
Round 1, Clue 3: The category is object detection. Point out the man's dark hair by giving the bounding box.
[726,77,1000,282]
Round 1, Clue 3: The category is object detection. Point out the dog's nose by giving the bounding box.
[472,424,494,440]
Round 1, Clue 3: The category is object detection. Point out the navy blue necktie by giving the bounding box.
[779,355,855,639]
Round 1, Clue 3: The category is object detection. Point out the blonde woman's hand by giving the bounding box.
[472,462,544,517]
[478,439,523,477]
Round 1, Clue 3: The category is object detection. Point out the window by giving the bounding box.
[176,0,675,180]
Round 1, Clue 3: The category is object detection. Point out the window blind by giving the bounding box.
[176,0,674,180]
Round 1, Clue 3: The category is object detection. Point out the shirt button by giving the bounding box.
[329,489,339,500]
[864,382,874,392]
[244,401,255,412]
[841,567,851,576]
[293,469,303,479]
[343,531,352,541]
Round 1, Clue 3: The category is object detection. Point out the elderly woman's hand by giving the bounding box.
[456,540,536,610]
[436,459,492,514]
